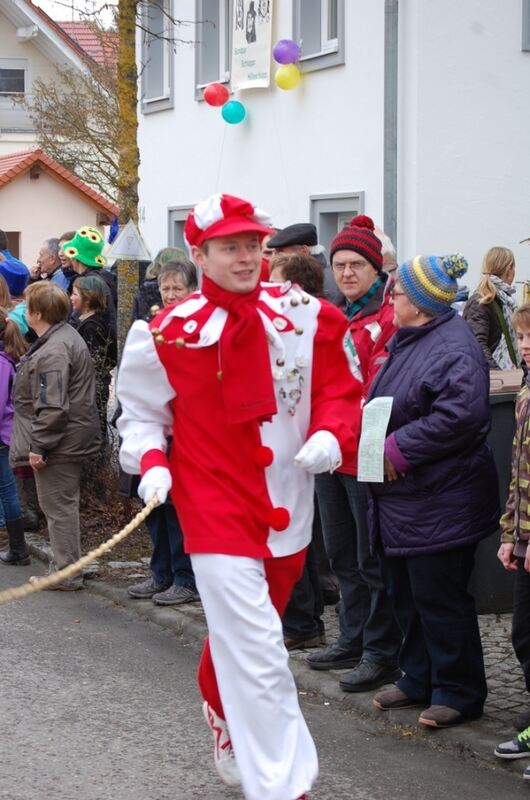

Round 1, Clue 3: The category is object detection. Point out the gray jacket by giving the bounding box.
[10,322,101,466]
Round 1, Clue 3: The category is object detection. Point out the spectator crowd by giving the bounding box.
[1,205,530,793]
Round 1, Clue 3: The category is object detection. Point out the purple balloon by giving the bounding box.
[273,39,301,65]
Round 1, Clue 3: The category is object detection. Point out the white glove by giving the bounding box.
[138,466,172,505]
[294,430,342,475]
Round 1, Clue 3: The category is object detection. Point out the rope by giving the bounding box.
[0,494,160,606]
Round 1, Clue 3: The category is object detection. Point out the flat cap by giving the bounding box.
[267,223,318,249]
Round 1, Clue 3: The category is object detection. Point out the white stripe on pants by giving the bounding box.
[191,553,318,800]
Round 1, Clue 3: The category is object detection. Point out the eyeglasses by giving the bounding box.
[389,289,406,298]
[332,261,369,274]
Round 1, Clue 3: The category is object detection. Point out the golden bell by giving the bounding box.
[294,327,304,336]
[175,338,186,348]
[151,328,161,336]
[217,370,223,381]
[155,334,165,344]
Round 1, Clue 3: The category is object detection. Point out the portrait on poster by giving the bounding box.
[231,0,273,90]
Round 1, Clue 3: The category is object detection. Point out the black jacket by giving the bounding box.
[462,293,502,369]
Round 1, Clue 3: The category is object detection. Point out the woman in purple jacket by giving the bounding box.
[369,254,500,728]
[0,311,29,565]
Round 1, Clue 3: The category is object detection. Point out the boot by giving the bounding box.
[0,517,30,565]
[16,475,40,532]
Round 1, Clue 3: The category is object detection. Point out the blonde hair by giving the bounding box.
[476,247,515,305]
[512,304,530,331]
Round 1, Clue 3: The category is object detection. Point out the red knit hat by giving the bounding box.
[329,215,383,271]
[184,193,272,249]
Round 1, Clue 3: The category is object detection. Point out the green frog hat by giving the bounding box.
[62,226,106,268]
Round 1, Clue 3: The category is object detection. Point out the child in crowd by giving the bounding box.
[495,304,530,778]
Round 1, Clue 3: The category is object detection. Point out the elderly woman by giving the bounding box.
[127,257,200,606]
[463,246,518,369]
[132,247,189,322]
[10,282,100,590]
[370,254,500,727]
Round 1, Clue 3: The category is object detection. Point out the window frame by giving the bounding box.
[140,0,174,115]
[523,0,530,51]
[310,192,364,257]
[168,205,194,251]
[293,0,345,73]
[195,0,231,100]
[0,58,28,100]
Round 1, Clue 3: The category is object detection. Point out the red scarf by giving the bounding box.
[201,275,277,425]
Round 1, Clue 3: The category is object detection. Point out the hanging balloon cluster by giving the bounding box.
[203,82,247,125]
[273,39,302,90]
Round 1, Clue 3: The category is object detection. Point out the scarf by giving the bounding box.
[489,275,518,369]
[201,275,277,425]
[344,277,383,321]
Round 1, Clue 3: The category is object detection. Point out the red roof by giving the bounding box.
[57,21,117,66]
[21,1,116,66]
[0,149,119,217]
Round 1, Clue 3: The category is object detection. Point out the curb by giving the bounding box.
[27,538,525,779]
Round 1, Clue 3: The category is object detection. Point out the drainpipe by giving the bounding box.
[384,0,398,247]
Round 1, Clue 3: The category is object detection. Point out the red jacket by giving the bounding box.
[340,273,397,475]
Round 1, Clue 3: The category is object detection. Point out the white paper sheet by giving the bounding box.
[357,397,394,483]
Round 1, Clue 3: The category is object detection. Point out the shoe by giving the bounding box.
[29,575,84,591]
[152,584,200,606]
[495,725,530,759]
[514,711,530,732]
[373,685,428,710]
[418,705,465,728]
[284,633,324,651]
[128,577,169,599]
[307,642,362,671]
[202,701,241,787]
[339,659,402,693]
[0,518,30,565]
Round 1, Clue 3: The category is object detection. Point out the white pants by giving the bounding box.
[191,553,318,800]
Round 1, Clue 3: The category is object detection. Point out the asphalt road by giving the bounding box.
[0,563,527,800]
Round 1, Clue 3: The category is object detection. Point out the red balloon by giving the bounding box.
[203,83,230,107]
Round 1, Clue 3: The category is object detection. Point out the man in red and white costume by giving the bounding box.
[117,194,361,800]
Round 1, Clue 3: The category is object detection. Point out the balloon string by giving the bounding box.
[214,123,228,192]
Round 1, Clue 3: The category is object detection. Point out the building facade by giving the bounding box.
[137,0,530,289]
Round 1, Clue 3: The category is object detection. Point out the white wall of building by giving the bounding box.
[137,0,386,257]
[0,168,106,264]
[137,0,530,294]
[398,0,530,292]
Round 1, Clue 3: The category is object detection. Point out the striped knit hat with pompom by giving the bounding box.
[397,253,468,316]
[329,215,383,272]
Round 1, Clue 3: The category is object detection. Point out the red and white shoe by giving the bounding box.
[202,702,242,787]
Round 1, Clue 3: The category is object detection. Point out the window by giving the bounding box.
[195,0,231,97]
[0,69,24,95]
[293,0,344,71]
[310,192,364,257]
[141,0,173,114]
[168,205,193,251]
[523,0,530,51]
[0,59,27,98]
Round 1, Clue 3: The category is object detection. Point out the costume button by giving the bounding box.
[273,316,287,331]
[175,337,185,348]
[301,296,310,304]
[269,507,291,531]
[183,319,198,334]
[290,298,299,307]
[276,357,285,366]
[254,446,274,468]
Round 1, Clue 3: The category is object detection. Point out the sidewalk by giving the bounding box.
[26,532,529,779]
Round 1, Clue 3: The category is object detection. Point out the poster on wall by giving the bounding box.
[231,0,273,91]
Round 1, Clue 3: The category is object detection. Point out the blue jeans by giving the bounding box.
[315,471,401,665]
[0,445,21,522]
[146,502,196,590]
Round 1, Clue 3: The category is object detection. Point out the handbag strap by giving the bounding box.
[493,299,518,366]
